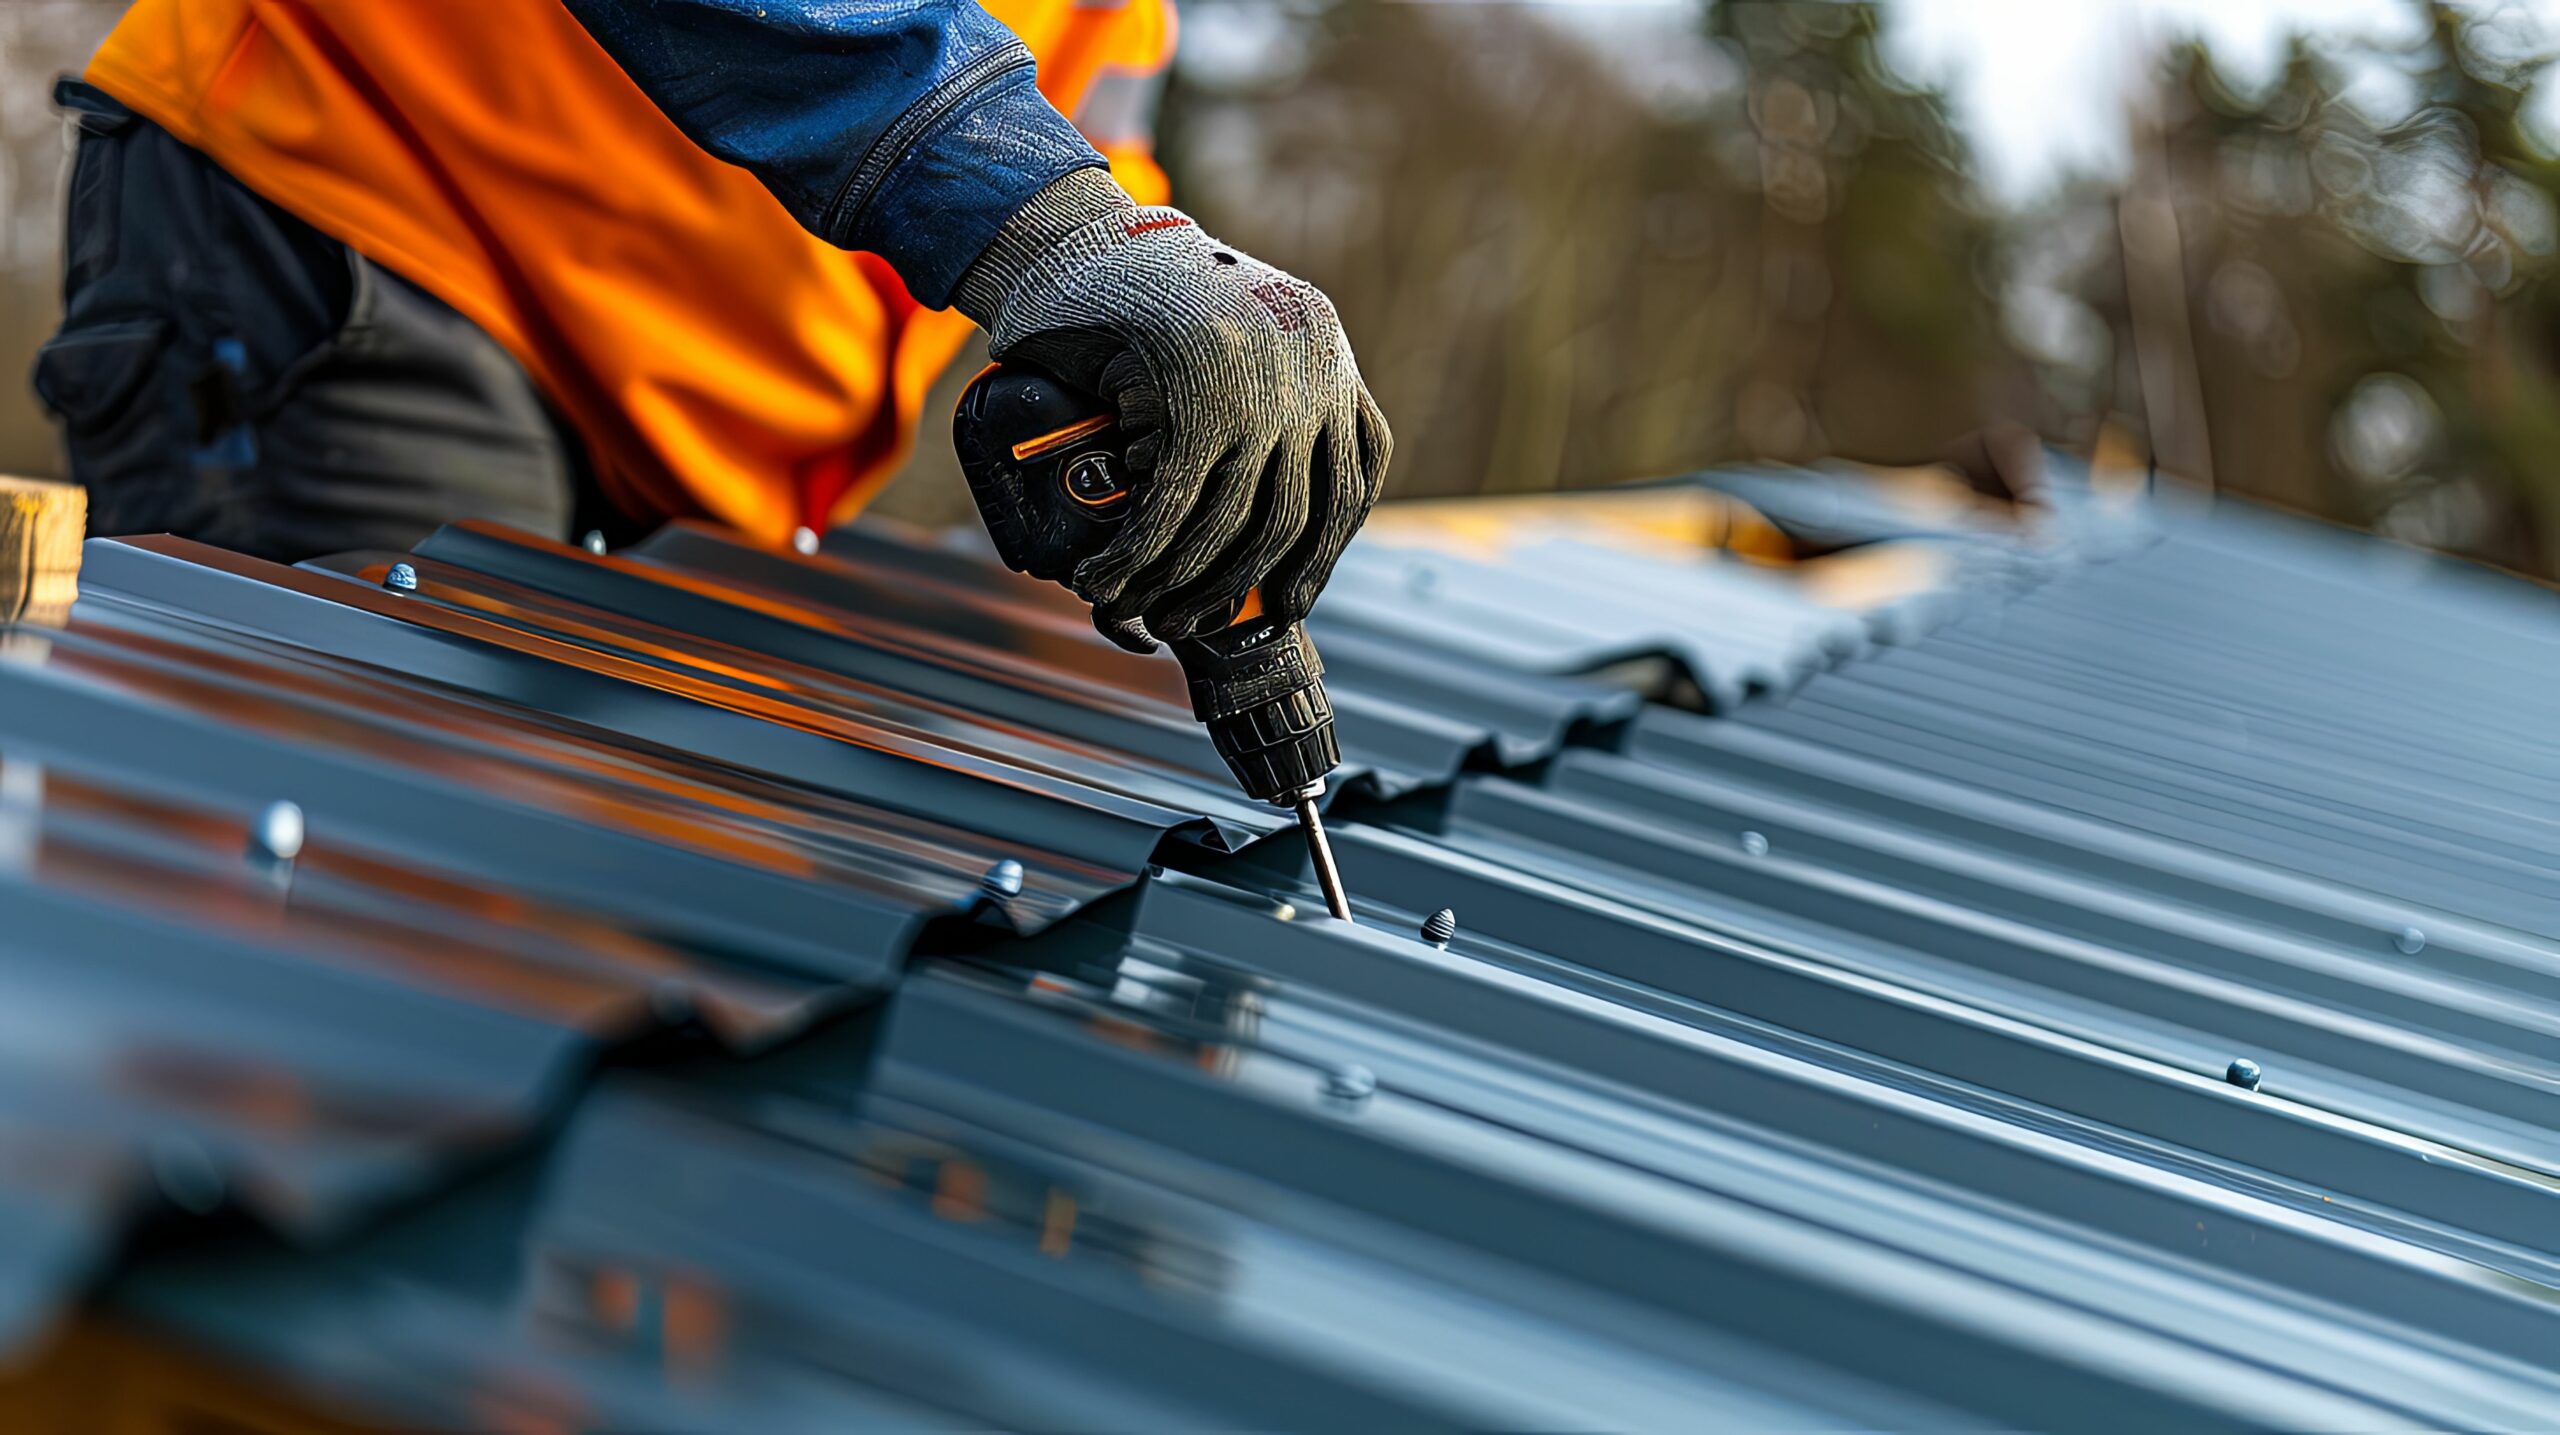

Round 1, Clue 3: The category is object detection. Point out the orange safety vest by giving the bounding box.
[84,0,1175,547]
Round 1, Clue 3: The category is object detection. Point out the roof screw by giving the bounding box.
[383,562,418,593]
[1740,831,1770,857]
[792,526,821,556]
[982,858,1025,900]
[2393,925,2427,956]
[1406,564,1438,599]
[582,530,609,555]
[247,799,304,866]
[1321,1063,1377,1107]
[2225,1058,2263,1092]
[1420,907,1457,948]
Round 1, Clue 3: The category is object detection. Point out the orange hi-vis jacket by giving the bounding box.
[83,0,1175,546]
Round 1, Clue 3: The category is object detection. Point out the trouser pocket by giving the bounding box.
[32,316,222,539]
[36,82,349,546]
[32,318,166,433]
[37,83,229,537]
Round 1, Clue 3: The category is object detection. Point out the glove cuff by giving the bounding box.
[952,166,1136,328]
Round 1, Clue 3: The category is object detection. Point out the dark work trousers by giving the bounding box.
[30,79,613,564]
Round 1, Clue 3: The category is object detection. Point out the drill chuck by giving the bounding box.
[1169,614,1340,804]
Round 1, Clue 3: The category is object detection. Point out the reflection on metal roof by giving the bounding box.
[6,468,2560,1429]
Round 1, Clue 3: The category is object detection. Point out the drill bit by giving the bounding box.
[1292,783,1353,921]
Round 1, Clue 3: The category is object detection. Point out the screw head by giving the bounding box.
[2226,1058,2263,1092]
[791,526,821,556]
[582,530,609,555]
[982,858,1025,899]
[2394,925,2427,956]
[1321,1064,1377,1105]
[247,800,304,863]
[383,562,418,592]
[1419,907,1458,946]
[1740,831,1770,857]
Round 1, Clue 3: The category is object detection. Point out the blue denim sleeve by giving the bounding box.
[559,0,1107,307]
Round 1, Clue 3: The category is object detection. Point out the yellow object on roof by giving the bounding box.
[1359,476,1958,612]
[0,476,85,628]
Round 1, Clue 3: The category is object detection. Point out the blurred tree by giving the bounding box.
[1702,1,2033,470]
[1164,0,1742,497]
[1158,0,2034,500]
[2029,1,2560,574]
[1162,0,2560,578]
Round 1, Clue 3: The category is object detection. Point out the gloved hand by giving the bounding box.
[954,169,1391,653]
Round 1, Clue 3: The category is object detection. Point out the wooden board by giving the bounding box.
[0,476,84,627]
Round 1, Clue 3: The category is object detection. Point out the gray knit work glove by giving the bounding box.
[953,168,1392,652]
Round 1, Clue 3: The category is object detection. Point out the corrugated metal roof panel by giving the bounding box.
[638,518,1647,792]
[9,473,2560,1430]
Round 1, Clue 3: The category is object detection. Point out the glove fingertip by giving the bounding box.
[1094,609,1157,654]
[1100,349,1154,406]
[1160,581,1256,641]
[1126,431,1166,476]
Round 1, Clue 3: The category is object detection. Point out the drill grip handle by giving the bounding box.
[954,361,1340,804]
[951,363,1130,586]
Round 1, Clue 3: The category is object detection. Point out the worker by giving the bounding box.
[32,0,1389,650]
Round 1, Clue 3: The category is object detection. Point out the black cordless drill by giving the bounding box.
[953,362,1353,919]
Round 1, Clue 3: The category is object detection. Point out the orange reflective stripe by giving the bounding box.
[1012,413,1115,461]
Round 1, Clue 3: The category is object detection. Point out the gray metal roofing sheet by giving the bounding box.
[8,471,2560,1429]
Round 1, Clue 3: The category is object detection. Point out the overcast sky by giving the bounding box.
[1884,0,2560,198]
[1488,0,2560,200]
